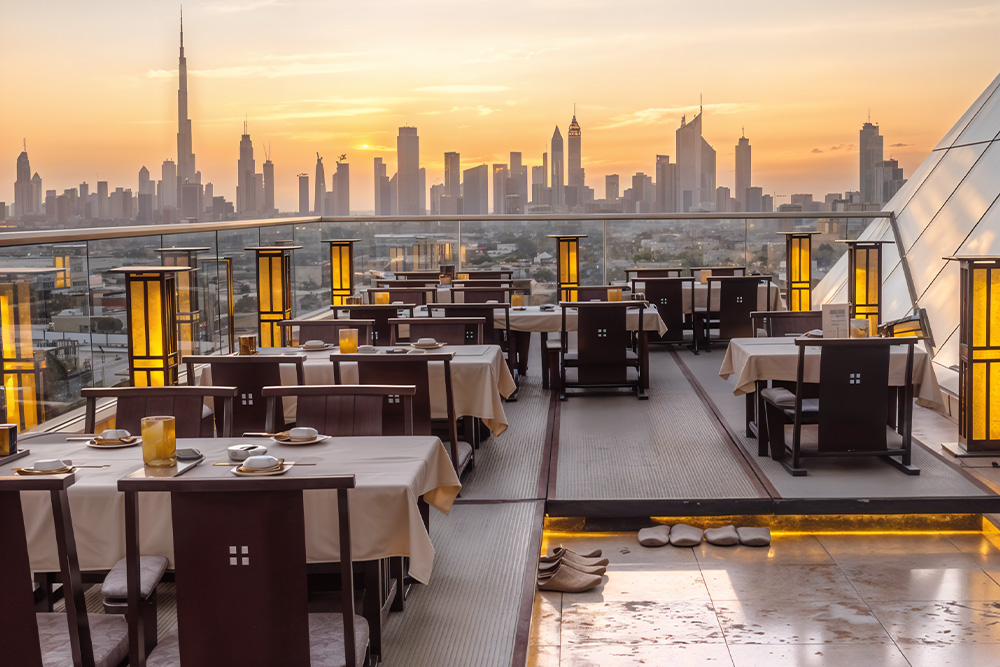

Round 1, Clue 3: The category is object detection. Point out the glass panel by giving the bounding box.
[916,260,961,366]
[290,221,327,318]
[158,230,221,357]
[957,197,1000,256]
[953,77,1000,146]
[880,263,913,322]
[936,72,1000,150]
[906,142,1000,296]
[894,144,989,250]
[217,227,261,344]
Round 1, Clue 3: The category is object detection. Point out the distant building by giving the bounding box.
[397,127,421,215]
[715,186,731,213]
[161,160,177,210]
[444,152,461,200]
[492,163,508,214]
[176,11,197,199]
[429,183,445,215]
[735,133,751,211]
[745,186,763,212]
[550,127,564,207]
[262,156,275,215]
[567,111,584,206]
[331,159,350,215]
[236,123,256,216]
[676,110,716,212]
[297,173,309,215]
[374,157,387,215]
[463,164,489,215]
[655,155,676,213]
[314,154,326,215]
[510,152,527,208]
[14,147,33,218]
[860,121,883,204]
[605,174,619,202]
[418,167,426,215]
[874,158,906,205]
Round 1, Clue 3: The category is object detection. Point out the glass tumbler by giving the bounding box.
[142,416,177,467]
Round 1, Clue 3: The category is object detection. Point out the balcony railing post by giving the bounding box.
[603,219,608,286]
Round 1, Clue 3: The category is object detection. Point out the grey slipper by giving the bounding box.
[704,525,739,546]
[638,525,671,547]
[737,527,771,547]
[669,523,704,547]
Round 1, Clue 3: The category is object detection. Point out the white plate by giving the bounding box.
[231,464,291,477]
[411,342,446,349]
[300,344,335,351]
[86,438,141,449]
[270,434,330,446]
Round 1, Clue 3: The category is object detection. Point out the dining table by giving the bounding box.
[200,344,517,436]
[718,336,943,454]
[631,279,784,312]
[7,432,461,661]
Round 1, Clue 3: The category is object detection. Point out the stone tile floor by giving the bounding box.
[529,530,1000,666]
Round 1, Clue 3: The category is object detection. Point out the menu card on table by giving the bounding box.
[822,303,850,338]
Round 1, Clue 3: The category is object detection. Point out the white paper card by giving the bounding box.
[822,303,850,338]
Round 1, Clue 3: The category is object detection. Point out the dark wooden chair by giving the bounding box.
[751,310,822,337]
[392,270,441,280]
[692,265,747,281]
[117,473,369,667]
[391,317,484,346]
[278,318,374,346]
[374,279,440,289]
[333,352,473,476]
[449,285,519,304]
[451,279,513,289]
[82,385,237,438]
[624,267,683,281]
[1,473,129,667]
[263,384,416,436]
[694,275,772,352]
[431,303,516,381]
[762,338,919,476]
[574,285,630,302]
[457,269,513,280]
[368,286,435,306]
[331,304,415,346]
[183,354,305,436]
[631,277,694,345]
[558,301,646,400]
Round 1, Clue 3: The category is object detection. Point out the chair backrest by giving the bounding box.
[753,310,822,337]
[693,266,747,281]
[709,276,771,340]
[458,269,513,280]
[369,286,434,306]
[451,279,513,289]
[797,338,914,452]
[638,278,693,344]
[330,304,415,346]
[431,303,510,348]
[450,285,517,304]
[333,352,462,472]
[278,318,374,346]
[375,279,439,288]
[574,285,629,302]
[0,474,93,667]
[561,301,637,384]
[626,267,683,281]
[118,474,361,667]
[183,355,305,435]
[262,384,415,435]
[82,386,238,438]
[393,270,441,280]
[393,317,484,345]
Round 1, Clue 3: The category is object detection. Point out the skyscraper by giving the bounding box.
[160,160,177,210]
[605,175,619,201]
[463,164,489,214]
[138,166,152,195]
[314,153,326,215]
[735,132,751,211]
[444,152,461,200]
[374,158,387,215]
[236,122,256,216]
[262,151,275,215]
[492,163,508,214]
[298,174,309,215]
[568,110,584,190]
[176,11,196,205]
[333,159,349,215]
[397,127,421,216]
[675,109,716,212]
[860,120,884,204]
[14,145,32,218]
[874,158,906,204]
[551,127,564,207]
[655,155,676,213]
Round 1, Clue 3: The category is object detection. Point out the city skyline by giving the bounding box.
[2,1,998,213]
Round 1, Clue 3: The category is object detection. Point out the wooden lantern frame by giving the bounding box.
[324,239,359,307]
[778,231,819,312]
[246,245,301,347]
[548,234,587,302]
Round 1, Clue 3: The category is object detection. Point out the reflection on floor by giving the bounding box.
[530,529,1000,666]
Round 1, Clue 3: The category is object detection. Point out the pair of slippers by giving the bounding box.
[537,547,609,593]
[638,524,771,548]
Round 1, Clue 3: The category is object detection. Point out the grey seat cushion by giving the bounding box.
[737,527,772,547]
[761,387,819,413]
[638,525,671,547]
[456,441,474,475]
[102,555,168,601]
[146,614,369,667]
[704,525,740,546]
[669,523,704,547]
[38,612,128,667]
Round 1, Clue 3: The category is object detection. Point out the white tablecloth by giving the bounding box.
[10,434,461,584]
[718,337,943,409]
[200,345,516,436]
[440,305,667,335]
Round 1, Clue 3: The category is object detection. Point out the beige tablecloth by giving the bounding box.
[11,434,460,584]
[455,305,668,335]
[200,345,516,435]
[718,337,943,409]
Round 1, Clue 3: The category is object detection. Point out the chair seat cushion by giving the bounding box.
[147,614,369,667]
[456,440,474,475]
[38,612,128,667]
[102,555,168,601]
[563,349,639,366]
[761,387,819,413]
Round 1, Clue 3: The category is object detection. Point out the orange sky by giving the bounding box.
[2,0,999,213]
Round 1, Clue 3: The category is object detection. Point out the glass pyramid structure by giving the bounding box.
[814,71,1000,395]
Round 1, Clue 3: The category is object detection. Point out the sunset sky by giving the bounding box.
[2,0,999,213]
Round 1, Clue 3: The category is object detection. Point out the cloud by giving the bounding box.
[889,142,911,148]
[809,143,856,155]
[413,85,510,94]
[811,148,824,153]
[205,0,286,14]
[355,144,394,152]
[147,59,370,79]
[595,102,759,130]
[419,104,498,117]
